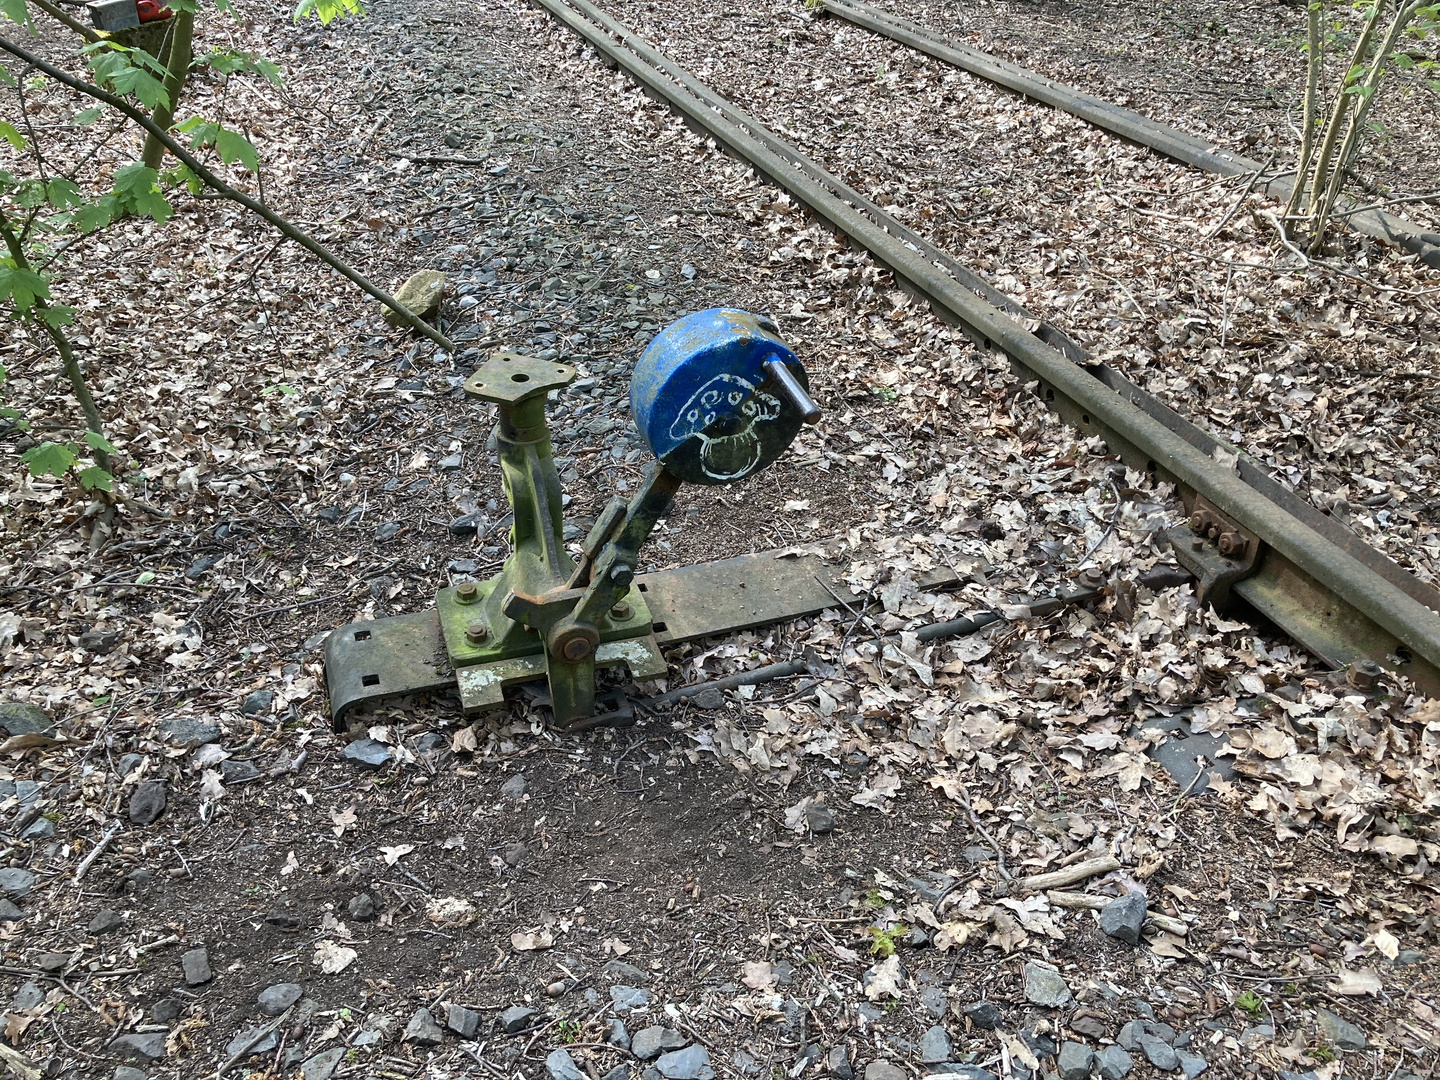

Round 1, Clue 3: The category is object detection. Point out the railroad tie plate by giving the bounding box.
[325,610,453,724]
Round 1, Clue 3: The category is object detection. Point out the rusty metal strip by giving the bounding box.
[535,0,1440,693]
[820,0,1440,268]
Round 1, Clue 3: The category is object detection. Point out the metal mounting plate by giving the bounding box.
[636,550,962,645]
[325,549,966,723]
[324,610,452,726]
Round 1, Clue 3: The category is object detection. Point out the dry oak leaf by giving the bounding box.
[511,930,555,952]
[380,844,415,866]
[862,954,905,1001]
[313,939,357,975]
[331,806,358,837]
[1331,967,1383,996]
[742,960,777,990]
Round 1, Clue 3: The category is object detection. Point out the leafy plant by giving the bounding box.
[1234,990,1266,1017]
[866,923,908,957]
[1283,0,1440,252]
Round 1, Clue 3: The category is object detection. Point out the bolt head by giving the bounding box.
[562,637,591,661]
[1191,537,1205,551]
[1346,660,1381,691]
[610,602,632,621]
[465,621,488,644]
[456,580,478,604]
[1189,512,1206,534]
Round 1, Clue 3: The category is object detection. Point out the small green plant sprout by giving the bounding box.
[1307,1043,1337,1064]
[1234,990,1265,1018]
[20,431,116,491]
[866,923,908,958]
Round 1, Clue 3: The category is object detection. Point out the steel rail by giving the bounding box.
[821,0,1440,269]
[532,0,1440,693]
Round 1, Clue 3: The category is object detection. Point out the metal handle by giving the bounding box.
[763,357,821,425]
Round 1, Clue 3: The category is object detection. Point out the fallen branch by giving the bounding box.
[0,1043,42,1080]
[0,34,456,354]
[72,821,121,884]
[1046,889,1190,937]
[1012,855,1120,895]
[215,1004,293,1079]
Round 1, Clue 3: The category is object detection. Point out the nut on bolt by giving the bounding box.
[465,621,488,644]
[609,601,632,621]
[455,580,478,604]
[1217,531,1244,558]
[1347,658,1383,692]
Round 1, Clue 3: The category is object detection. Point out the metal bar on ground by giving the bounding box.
[820,0,1440,268]
[533,0,1440,693]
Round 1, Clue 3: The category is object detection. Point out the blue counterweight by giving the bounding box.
[629,308,812,485]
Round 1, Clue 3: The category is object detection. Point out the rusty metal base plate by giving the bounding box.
[325,549,963,724]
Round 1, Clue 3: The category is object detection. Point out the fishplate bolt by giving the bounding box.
[456,580,478,604]
[465,621,488,644]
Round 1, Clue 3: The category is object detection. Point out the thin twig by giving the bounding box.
[73,822,121,884]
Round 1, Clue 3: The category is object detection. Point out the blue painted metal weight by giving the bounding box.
[630,308,812,485]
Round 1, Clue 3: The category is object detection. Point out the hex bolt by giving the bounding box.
[465,621,488,644]
[610,602,632,621]
[1217,532,1243,557]
[1189,512,1206,534]
[1347,659,1383,692]
[562,637,592,661]
[455,580,478,604]
[1081,567,1103,586]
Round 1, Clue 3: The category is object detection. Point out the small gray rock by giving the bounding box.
[21,816,53,840]
[36,951,70,972]
[1176,1050,1208,1078]
[113,1067,149,1080]
[158,716,220,746]
[1277,1073,1321,1080]
[906,871,958,905]
[1136,1034,1178,1071]
[219,759,260,784]
[601,1067,629,1080]
[128,781,167,825]
[500,1005,537,1033]
[0,898,26,920]
[1057,1042,1093,1080]
[240,689,275,716]
[1096,1045,1133,1080]
[0,702,54,736]
[601,959,649,982]
[374,522,403,542]
[0,868,35,898]
[1317,1008,1366,1051]
[258,982,302,1016]
[447,1004,481,1039]
[348,891,376,921]
[150,998,182,1023]
[109,1032,167,1063]
[404,1007,444,1046]
[225,1025,279,1058]
[547,1049,589,1080]
[300,1047,345,1080]
[500,774,528,798]
[181,946,212,986]
[826,1046,852,1079]
[633,1026,688,1061]
[186,554,222,580]
[606,1018,631,1050]
[89,907,124,936]
[12,982,44,1010]
[864,1064,906,1080]
[917,1025,951,1063]
[926,1069,996,1080]
[690,687,725,710]
[805,802,837,835]
[918,985,947,1019]
[610,984,652,1012]
[1022,961,1071,1008]
[964,1000,1002,1029]
[1098,892,1147,946]
[343,738,391,770]
[656,1045,715,1080]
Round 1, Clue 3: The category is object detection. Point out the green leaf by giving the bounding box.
[77,465,112,491]
[0,263,51,310]
[20,441,76,478]
[135,570,156,584]
[36,304,73,328]
[293,0,363,25]
[83,430,116,454]
[69,199,115,233]
[0,62,13,87]
[88,47,169,109]
[72,106,104,126]
[46,177,83,209]
[110,163,171,223]
[215,127,259,173]
[0,0,32,29]
[0,121,22,151]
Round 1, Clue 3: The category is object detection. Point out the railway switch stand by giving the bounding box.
[324,308,839,728]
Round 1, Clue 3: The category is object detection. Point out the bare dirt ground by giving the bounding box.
[0,1,1438,1079]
